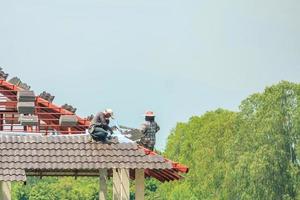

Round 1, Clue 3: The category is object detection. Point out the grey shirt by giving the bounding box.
[91,112,112,132]
[91,112,108,126]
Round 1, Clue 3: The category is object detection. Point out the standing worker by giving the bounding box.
[138,111,160,151]
[88,108,115,143]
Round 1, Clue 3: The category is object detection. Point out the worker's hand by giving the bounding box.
[108,127,114,134]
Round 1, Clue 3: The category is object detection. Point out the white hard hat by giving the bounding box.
[104,108,114,119]
[144,111,155,117]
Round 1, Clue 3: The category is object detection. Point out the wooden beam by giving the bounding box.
[99,169,108,200]
[0,181,11,200]
[26,171,101,177]
[135,169,144,200]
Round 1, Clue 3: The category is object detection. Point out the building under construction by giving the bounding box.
[0,69,188,200]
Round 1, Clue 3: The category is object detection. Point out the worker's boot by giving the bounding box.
[88,134,94,142]
[105,136,119,144]
[103,136,112,144]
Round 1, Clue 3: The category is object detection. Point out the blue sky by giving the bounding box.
[1,0,299,150]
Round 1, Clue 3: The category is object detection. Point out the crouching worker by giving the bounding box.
[88,108,114,143]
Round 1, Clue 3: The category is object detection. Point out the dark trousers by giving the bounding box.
[90,127,109,142]
[137,140,154,151]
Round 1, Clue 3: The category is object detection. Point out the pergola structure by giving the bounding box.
[0,72,188,200]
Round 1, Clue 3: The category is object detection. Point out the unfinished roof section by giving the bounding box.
[0,134,172,182]
[0,77,189,182]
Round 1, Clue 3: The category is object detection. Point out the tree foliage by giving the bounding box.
[13,177,100,200]
[157,81,300,200]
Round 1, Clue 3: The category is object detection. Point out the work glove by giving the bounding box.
[108,127,114,135]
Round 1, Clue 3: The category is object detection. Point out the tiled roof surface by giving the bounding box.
[0,134,172,182]
[0,169,26,182]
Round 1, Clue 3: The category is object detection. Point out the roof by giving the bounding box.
[0,78,189,182]
[0,134,171,182]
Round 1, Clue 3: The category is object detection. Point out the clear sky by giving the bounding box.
[1,0,299,150]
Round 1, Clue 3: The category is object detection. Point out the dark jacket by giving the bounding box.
[140,121,160,147]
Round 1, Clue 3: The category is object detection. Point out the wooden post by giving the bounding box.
[0,113,3,131]
[135,169,145,200]
[10,114,14,131]
[99,169,108,200]
[113,169,130,200]
[113,169,121,200]
[120,169,129,200]
[0,181,11,200]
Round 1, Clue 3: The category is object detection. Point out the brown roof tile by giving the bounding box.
[0,134,172,181]
[0,169,26,182]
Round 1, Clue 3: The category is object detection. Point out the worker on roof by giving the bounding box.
[138,111,160,151]
[88,108,114,143]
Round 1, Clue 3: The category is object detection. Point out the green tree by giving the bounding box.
[226,81,300,200]
[158,81,300,200]
[159,109,237,200]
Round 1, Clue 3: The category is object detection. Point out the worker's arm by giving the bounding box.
[100,113,114,134]
[156,123,160,132]
[107,126,114,134]
[91,112,107,125]
[140,123,147,134]
[99,113,108,125]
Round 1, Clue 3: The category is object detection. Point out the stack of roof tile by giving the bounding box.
[17,91,36,114]
[0,134,171,182]
[8,77,31,90]
[39,91,55,102]
[17,91,35,102]
[17,102,35,114]
[0,68,8,80]
[18,115,39,126]
[61,104,77,113]
[59,115,78,126]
